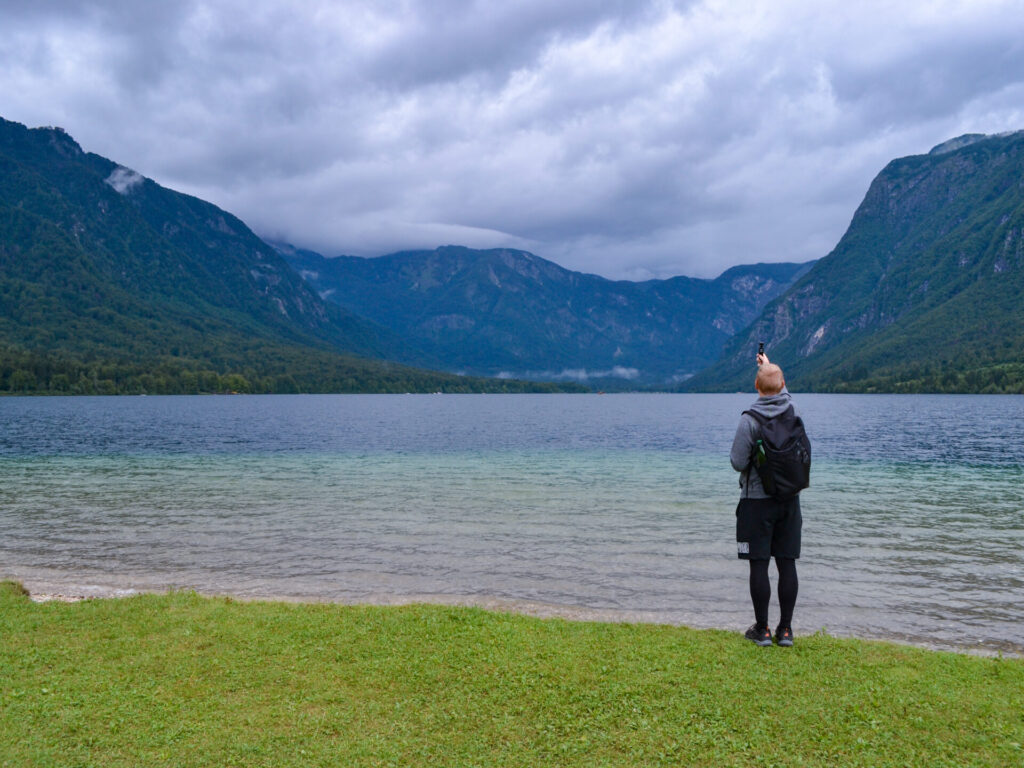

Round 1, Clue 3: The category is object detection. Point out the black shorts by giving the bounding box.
[736,496,802,560]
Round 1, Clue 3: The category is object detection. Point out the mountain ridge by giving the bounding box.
[277,243,813,386]
[9,112,1017,395]
[0,117,575,394]
[686,129,1024,393]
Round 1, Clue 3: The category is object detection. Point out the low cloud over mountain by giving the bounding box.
[4,1,1024,279]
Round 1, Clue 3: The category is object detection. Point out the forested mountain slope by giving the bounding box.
[687,131,1024,393]
[0,118,568,394]
[280,244,811,386]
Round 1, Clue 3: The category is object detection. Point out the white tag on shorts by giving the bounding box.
[737,541,749,554]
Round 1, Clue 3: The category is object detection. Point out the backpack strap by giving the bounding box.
[741,409,768,450]
[739,409,766,494]
[742,409,769,426]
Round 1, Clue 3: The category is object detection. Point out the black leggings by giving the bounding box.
[749,557,798,630]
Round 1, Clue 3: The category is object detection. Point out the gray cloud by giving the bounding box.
[2,1,1023,279]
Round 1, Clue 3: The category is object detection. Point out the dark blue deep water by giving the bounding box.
[2,393,1022,654]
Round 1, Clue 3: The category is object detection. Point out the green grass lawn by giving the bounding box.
[1,581,1021,767]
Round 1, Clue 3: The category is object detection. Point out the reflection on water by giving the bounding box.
[1,394,1022,655]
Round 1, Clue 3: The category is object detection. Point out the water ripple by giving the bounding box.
[1,394,1022,655]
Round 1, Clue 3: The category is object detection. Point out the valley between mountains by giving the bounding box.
[2,115,1022,394]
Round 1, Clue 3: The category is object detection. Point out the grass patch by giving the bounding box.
[1,586,1021,767]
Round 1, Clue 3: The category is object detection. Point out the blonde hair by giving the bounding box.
[756,363,785,395]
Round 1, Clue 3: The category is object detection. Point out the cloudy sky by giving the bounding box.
[3,1,1024,279]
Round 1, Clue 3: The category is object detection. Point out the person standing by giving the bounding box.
[730,353,803,647]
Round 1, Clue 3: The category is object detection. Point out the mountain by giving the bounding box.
[687,130,1024,393]
[277,244,812,387]
[0,118,573,394]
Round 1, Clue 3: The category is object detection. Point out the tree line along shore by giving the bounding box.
[5,346,1024,395]
[0,346,583,395]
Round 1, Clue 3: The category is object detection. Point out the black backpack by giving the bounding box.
[742,405,811,500]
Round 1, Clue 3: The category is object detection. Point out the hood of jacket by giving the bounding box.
[747,386,794,419]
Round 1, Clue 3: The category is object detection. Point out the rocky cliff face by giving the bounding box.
[280,245,811,386]
[688,130,1024,392]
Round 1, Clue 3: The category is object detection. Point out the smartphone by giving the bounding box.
[758,341,765,356]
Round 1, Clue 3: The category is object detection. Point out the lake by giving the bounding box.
[1,393,1022,655]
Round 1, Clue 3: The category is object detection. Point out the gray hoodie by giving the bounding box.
[730,387,798,499]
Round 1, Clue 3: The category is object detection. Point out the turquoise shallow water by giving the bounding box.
[1,393,1022,654]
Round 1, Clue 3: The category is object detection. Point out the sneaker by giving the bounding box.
[775,626,794,647]
[744,624,772,646]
